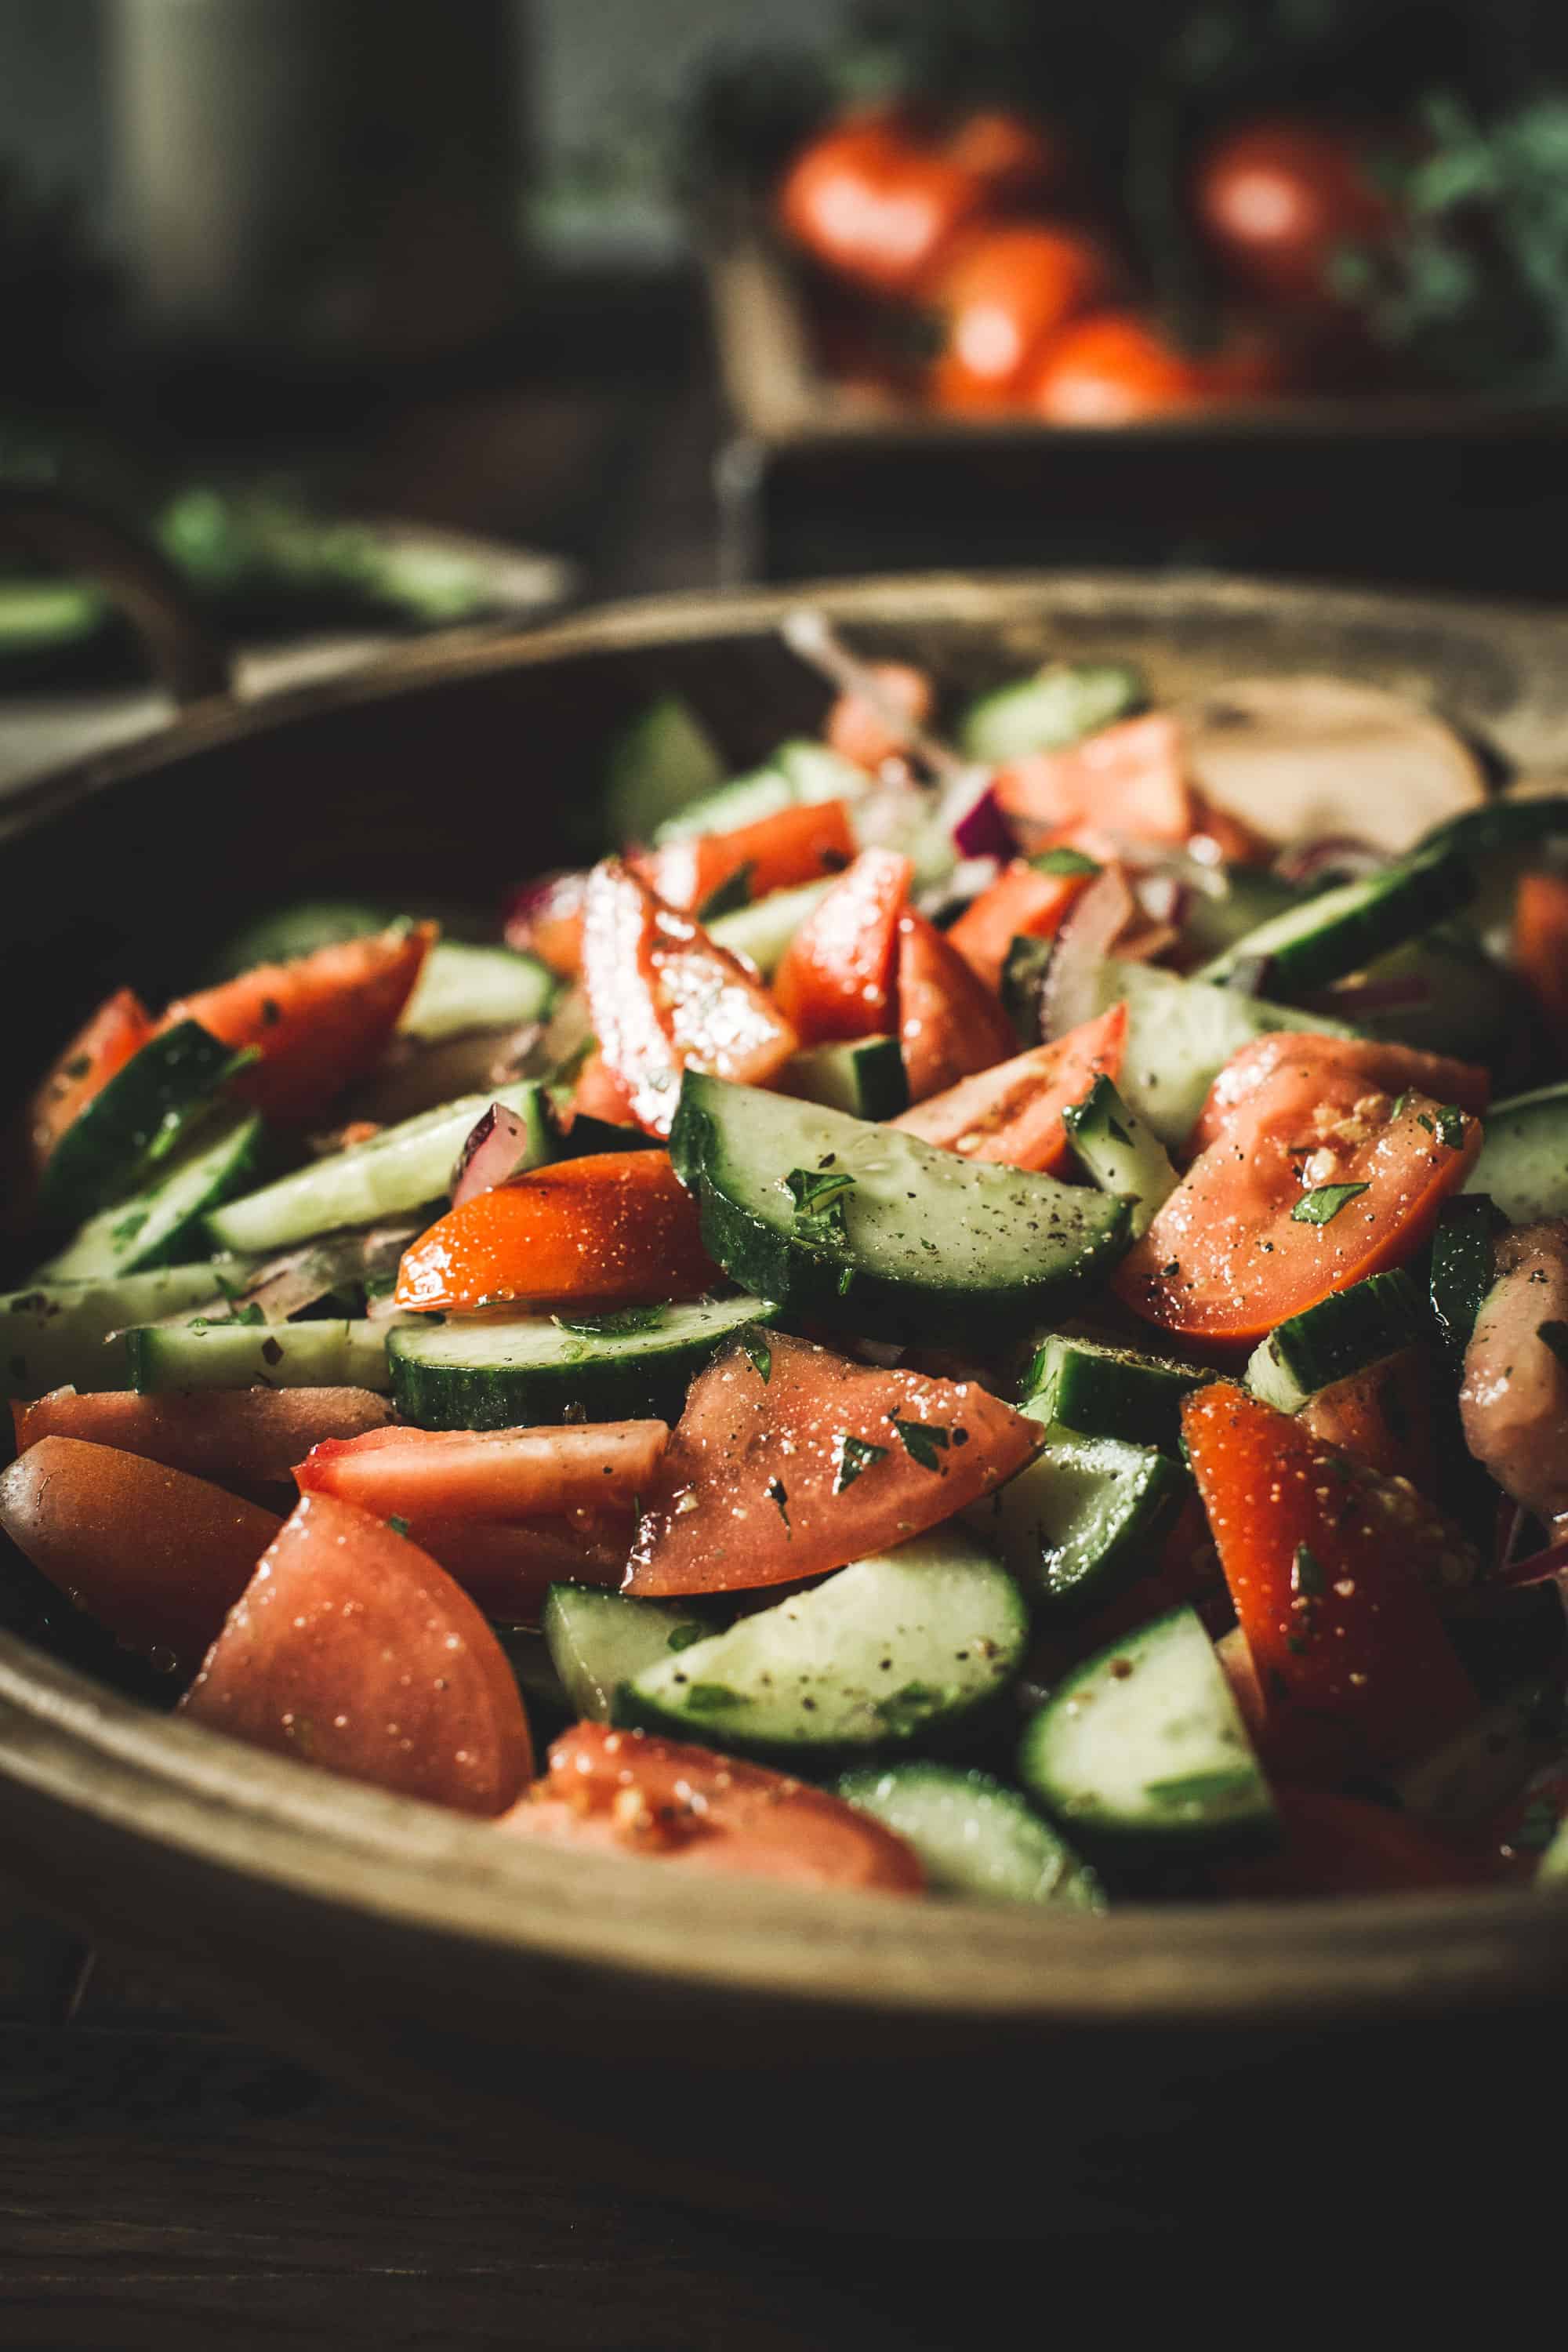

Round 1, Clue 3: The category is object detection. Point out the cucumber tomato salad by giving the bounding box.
[6,632,1568,1909]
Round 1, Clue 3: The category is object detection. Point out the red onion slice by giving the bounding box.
[947,774,1016,862]
[1134,873,1191,930]
[451,1100,539,1208]
[1493,1534,1568,1591]
[1038,863,1135,1043]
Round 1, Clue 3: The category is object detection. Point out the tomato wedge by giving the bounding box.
[1117,1071,1482,1348]
[500,1722,924,1893]
[581,861,797,1137]
[892,1004,1125,1173]
[946,859,1094,994]
[0,1437,280,1669]
[894,910,1017,1102]
[635,799,856,914]
[1514,870,1568,1043]
[1183,1382,1479,1771]
[395,1150,714,1312]
[772,847,912,1044]
[27,987,153,1174]
[13,1386,396,1490]
[296,1419,668,1520]
[408,1513,629,1621]
[1212,1790,1494,1900]
[993,713,1193,849]
[626,1330,1040,1599]
[568,1049,637,1128]
[183,1491,531,1815]
[1187,1031,1490,1159]
[1297,1347,1435,1492]
[161,924,434,1124]
[824,662,935,772]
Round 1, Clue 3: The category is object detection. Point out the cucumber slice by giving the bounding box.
[1540,1818,1568,1886]
[1466,1083,1568,1224]
[781,1037,909,1121]
[956,663,1146,765]
[965,1405,1185,1621]
[37,1109,264,1283]
[397,943,554,1044]
[604,694,727,843]
[1093,960,1359,1149]
[1429,1195,1506,1363]
[1244,1269,1427,1412]
[1024,1334,1207,1455]
[652,740,866,845]
[1394,1671,1567,1829]
[0,1261,260,1399]
[670,1073,1131,1343]
[1196,843,1474,993]
[1417,796,1568,862]
[707,880,833,978]
[126,1317,391,1393]
[1176,868,1301,965]
[836,1762,1106,1911]
[1346,927,1513,1064]
[543,1584,713,1724]
[1062,1074,1178,1239]
[388,1295,779,1431]
[205,1080,549,1254]
[38,1022,248,1229]
[618,1528,1028,1762]
[1018,1605,1278,1852]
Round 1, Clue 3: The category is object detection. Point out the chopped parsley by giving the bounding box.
[785,1166,856,1246]
[833,1433,888,1493]
[1433,1104,1466,1149]
[873,1680,938,1727]
[889,1416,950,1472]
[682,1683,745,1715]
[666,1623,707,1654]
[1291,1181,1370,1225]
[111,1208,150,1245]
[554,1305,666,1339]
[387,1515,411,1539]
[1030,845,1101,877]
[739,1328,771,1383]
[1291,1541,1326,1597]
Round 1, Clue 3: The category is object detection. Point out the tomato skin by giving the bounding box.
[1029,310,1285,424]
[993,713,1193,848]
[777,112,987,298]
[568,1050,637,1130]
[772,847,913,1044]
[1118,1071,1482,1348]
[581,861,798,1138]
[893,1004,1125,1174]
[933,223,1112,397]
[944,108,1062,205]
[1184,1382,1480,1772]
[296,1419,668,1522]
[27,988,153,1176]
[12,1386,395,1490]
[894,910,1016,1102]
[626,1330,1040,1599]
[183,1491,532,1815]
[503,869,587,980]
[1212,1790,1494,1900]
[946,860,1092,994]
[1187,1031,1490,1159]
[161,924,434,1125]
[408,1513,628,1622]
[1195,119,1394,307]
[502,1722,924,1892]
[635,798,857,913]
[0,1437,281,1670]
[1513,871,1568,1044]
[394,1150,713,1313]
[1298,1346,1436,1494]
[824,664,934,772]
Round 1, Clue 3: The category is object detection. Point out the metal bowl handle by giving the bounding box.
[0,488,234,707]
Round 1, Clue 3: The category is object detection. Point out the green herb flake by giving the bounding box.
[553,1305,666,1340]
[683,1682,745,1715]
[111,1208,150,1245]
[889,1416,950,1472]
[666,1623,707,1654]
[695,862,756,924]
[1291,1541,1326,1597]
[387,1515,411,1539]
[833,1433,888,1494]
[739,1328,771,1383]
[1291,1182,1370,1225]
[1030,846,1101,877]
[231,1301,266,1327]
[1144,1769,1258,1808]
[785,1165,856,1247]
[873,1680,938,1726]
[1433,1104,1466,1149]
[1390,1091,1410,1120]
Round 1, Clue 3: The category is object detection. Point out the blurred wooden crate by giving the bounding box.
[706,219,1568,597]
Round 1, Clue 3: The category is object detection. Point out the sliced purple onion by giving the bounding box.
[1038,863,1134,1043]
[948,775,1016,862]
[1274,836,1388,886]
[451,1099,539,1208]
[1494,1532,1568,1592]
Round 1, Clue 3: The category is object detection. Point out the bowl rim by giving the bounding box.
[4,564,1567,2031]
